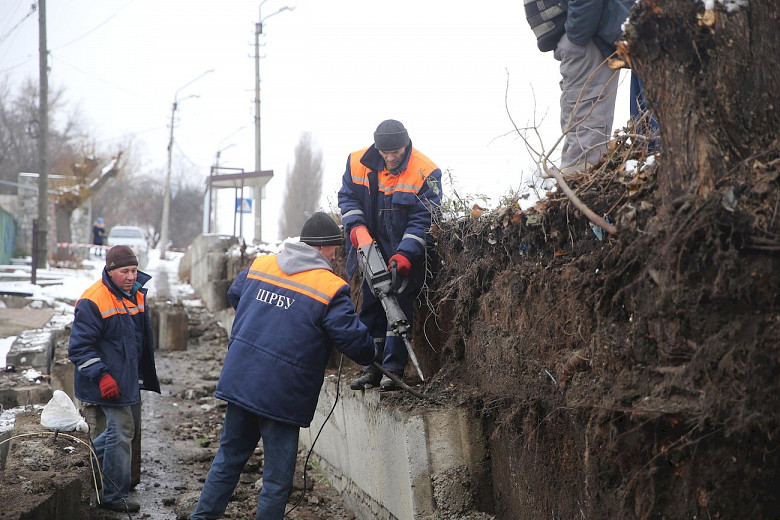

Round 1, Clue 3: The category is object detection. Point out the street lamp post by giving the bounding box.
[205,127,245,234]
[159,69,213,259]
[254,1,293,242]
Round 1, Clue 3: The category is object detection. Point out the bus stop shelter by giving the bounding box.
[205,167,273,242]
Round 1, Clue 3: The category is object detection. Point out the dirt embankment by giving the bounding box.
[419,139,780,519]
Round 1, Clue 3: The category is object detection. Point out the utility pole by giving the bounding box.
[254,1,293,243]
[35,0,49,270]
[254,12,263,243]
[160,99,177,259]
[159,70,213,259]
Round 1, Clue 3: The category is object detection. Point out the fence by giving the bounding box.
[0,206,16,265]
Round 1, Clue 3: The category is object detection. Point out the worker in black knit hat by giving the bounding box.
[338,119,443,391]
[191,211,377,520]
[298,211,344,249]
[68,244,159,513]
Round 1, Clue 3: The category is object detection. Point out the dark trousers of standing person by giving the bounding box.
[190,403,299,520]
[630,72,660,153]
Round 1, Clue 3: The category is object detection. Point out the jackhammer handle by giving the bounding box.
[352,226,374,248]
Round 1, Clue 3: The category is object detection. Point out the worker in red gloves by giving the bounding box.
[68,245,160,513]
[339,119,443,391]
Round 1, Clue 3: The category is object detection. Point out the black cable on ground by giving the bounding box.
[284,354,344,518]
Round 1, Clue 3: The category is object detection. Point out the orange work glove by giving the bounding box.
[99,374,121,400]
[349,225,370,248]
[388,253,411,276]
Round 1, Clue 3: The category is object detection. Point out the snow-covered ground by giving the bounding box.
[0,248,189,367]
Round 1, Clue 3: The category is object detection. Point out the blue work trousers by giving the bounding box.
[358,280,416,375]
[630,72,660,152]
[92,403,141,504]
[190,403,300,520]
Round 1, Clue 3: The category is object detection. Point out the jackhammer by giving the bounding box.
[351,226,430,400]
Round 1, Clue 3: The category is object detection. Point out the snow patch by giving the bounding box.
[701,0,748,13]
[0,336,16,368]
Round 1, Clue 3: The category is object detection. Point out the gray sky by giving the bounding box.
[0,0,631,241]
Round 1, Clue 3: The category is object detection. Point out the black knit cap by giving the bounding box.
[299,212,343,246]
[105,245,138,271]
[374,119,410,151]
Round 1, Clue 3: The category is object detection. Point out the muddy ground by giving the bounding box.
[3,129,777,519]
[83,302,360,520]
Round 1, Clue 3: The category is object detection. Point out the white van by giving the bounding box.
[106,225,149,269]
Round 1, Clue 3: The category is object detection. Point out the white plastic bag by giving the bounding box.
[40,390,89,432]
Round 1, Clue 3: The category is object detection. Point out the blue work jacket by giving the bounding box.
[338,142,442,281]
[526,0,635,56]
[68,269,160,406]
[216,243,376,428]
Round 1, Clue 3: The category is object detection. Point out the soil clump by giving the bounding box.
[417,135,780,518]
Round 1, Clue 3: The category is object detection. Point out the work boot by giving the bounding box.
[350,370,381,390]
[99,499,141,513]
[380,372,404,391]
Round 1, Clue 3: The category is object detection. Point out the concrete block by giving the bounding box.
[154,303,190,351]
[49,358,75,403]
[6,328,55,374]
[10,385,53,409]
[203,280,231,313]
[0,371,53,409]
[300,378,492,520]
[214,308,235,336]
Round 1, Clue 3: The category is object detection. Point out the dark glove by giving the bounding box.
[388,253,411,276]
[350,225,370,248]
[99,374,121,400]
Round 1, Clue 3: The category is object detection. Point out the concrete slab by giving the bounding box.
[0,308,56,338]
[300,378,493,519]
[5,328,57,374]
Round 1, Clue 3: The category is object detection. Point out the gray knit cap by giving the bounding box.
[373,119,410,151]
[299,212,343,246]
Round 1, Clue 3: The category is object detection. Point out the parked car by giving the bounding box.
[106,225,149,269]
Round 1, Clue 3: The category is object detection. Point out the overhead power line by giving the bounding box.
[52,0,135,51]
[0,2,37,46]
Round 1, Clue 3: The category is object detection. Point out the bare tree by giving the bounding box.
[0,77,85,194]
[94,158,204,250]
[278,132,323,240]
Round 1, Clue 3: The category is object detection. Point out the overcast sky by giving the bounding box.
[0,0,631,241]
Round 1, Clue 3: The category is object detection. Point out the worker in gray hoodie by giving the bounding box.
[190,212,377,520]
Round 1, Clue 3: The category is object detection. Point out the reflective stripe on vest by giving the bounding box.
[79,279,146,319]
[349,148,438,196]
[247,255,345,305]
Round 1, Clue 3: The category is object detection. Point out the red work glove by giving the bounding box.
[350,225,370,248]
[99,374,121,401]
[388,253,411,276]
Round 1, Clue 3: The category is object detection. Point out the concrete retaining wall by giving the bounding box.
[182,234,238,313]
[300,378,493,520]
[183,234,495,518]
